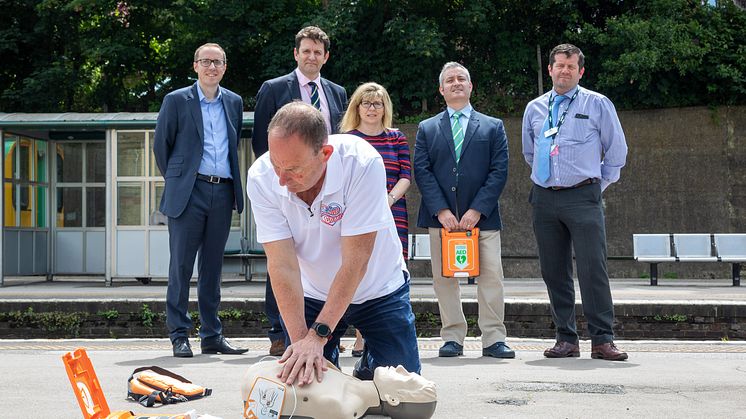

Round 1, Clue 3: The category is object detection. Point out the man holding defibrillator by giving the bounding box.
[414,62,514,359]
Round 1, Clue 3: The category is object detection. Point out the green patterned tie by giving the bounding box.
[452,111,464,162]
[308,81,321,110]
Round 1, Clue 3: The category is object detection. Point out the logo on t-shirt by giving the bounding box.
[320,202,345,226]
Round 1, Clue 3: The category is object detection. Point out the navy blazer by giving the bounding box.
[252,71,348,157]
[413,109,509,230]
[153,82,244,218]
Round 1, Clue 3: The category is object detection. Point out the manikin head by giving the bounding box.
[241,361,437,419]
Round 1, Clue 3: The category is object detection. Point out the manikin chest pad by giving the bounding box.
[241,361,437,419]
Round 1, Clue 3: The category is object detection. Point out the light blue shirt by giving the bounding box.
[197,83,231,179]
[447,103,472,137]
[521,85,627,191]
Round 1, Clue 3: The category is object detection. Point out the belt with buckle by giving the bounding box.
[547,178,598,191]
[196,173,232,184]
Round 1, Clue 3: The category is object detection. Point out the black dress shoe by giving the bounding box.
[438,341,464,357]
[172,337,193,358]
[483,342,516,359]
[201,335,248,355]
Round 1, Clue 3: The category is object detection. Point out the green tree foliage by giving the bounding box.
[0,0,743,115]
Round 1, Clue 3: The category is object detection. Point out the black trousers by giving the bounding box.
[529,183,615,346]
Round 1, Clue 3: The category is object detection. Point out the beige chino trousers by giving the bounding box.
[429,228,507,347]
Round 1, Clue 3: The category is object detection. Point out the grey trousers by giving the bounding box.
[529,183,615,346]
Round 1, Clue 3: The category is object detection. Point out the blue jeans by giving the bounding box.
[288,274,421,380]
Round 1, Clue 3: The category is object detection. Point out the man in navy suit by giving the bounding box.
[414,62,514,359]
[154,43,248,358]
[252,26,348,356]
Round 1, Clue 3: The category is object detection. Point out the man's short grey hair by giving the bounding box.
[439,62,471,86]
[268,101,328,153]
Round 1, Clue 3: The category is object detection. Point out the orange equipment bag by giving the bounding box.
[128,366,212,407]
[440,228,480,278]
[62,348,197,419]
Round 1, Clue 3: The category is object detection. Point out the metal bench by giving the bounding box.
[224,237,266,281]
[633,233,743,286]
[633,234,676,286]
[408,234,432,260]
[713,233,746,286]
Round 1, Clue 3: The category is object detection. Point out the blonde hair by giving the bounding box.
[339,82,394,133]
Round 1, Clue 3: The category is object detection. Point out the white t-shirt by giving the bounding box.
[246,134,408,304]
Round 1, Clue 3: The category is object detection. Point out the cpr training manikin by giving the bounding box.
[241,361,437,419]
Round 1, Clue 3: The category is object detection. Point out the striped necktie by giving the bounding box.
[452,111,465,162]
[308,81,321,110]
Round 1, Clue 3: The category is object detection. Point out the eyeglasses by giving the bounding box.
[195,59,226,68]
[360,101,384,110]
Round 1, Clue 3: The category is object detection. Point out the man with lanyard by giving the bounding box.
[521,43,629,361]
[247,102,420,385]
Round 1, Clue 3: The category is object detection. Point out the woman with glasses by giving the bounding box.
[340,82,412,357]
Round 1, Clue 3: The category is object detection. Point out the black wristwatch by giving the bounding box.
[310,322,332,340]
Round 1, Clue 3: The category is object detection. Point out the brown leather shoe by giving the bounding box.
[543,341,580,358]
[269,339,286,356]
[591,342,628,361]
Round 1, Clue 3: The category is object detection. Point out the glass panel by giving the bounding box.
[86,187,106,227]
[19,138,31,181]
[117,182,142,225]
[19,185,32,227]
[58,187,82,227]
[4,136,17,179]
[149,181,166,225]
[35,141,48,183]
[86,143,106,182]
[57,143,83,183]
[149,132,161,177]
[231,211,240,228]
[36,186,47,228]
[117,132,145,177]
[4,183,16,227]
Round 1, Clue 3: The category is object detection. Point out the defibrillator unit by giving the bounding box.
[440,228,480,278]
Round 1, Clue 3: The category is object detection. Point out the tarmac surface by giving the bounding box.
[2,337,746,418]
[2,276,746,417]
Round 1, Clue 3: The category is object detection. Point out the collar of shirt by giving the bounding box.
[446,103,473,120]
[295,68,322,91]
[550,85,579,101]
[196,82,222,103]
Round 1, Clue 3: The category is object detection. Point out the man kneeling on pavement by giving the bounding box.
[246,101,420,384]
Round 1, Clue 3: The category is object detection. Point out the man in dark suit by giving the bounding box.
[414,62,514,359]
[154,42,248,358]
[252,26,348,356]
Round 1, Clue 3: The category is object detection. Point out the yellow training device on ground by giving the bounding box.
[440,228,480,278]
[62,348,197,419]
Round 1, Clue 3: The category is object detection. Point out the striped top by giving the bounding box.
[349,129,411,258]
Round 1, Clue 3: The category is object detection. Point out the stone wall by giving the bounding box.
[398,106,746,279]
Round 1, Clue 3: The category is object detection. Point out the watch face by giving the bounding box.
[314,322,331,337]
